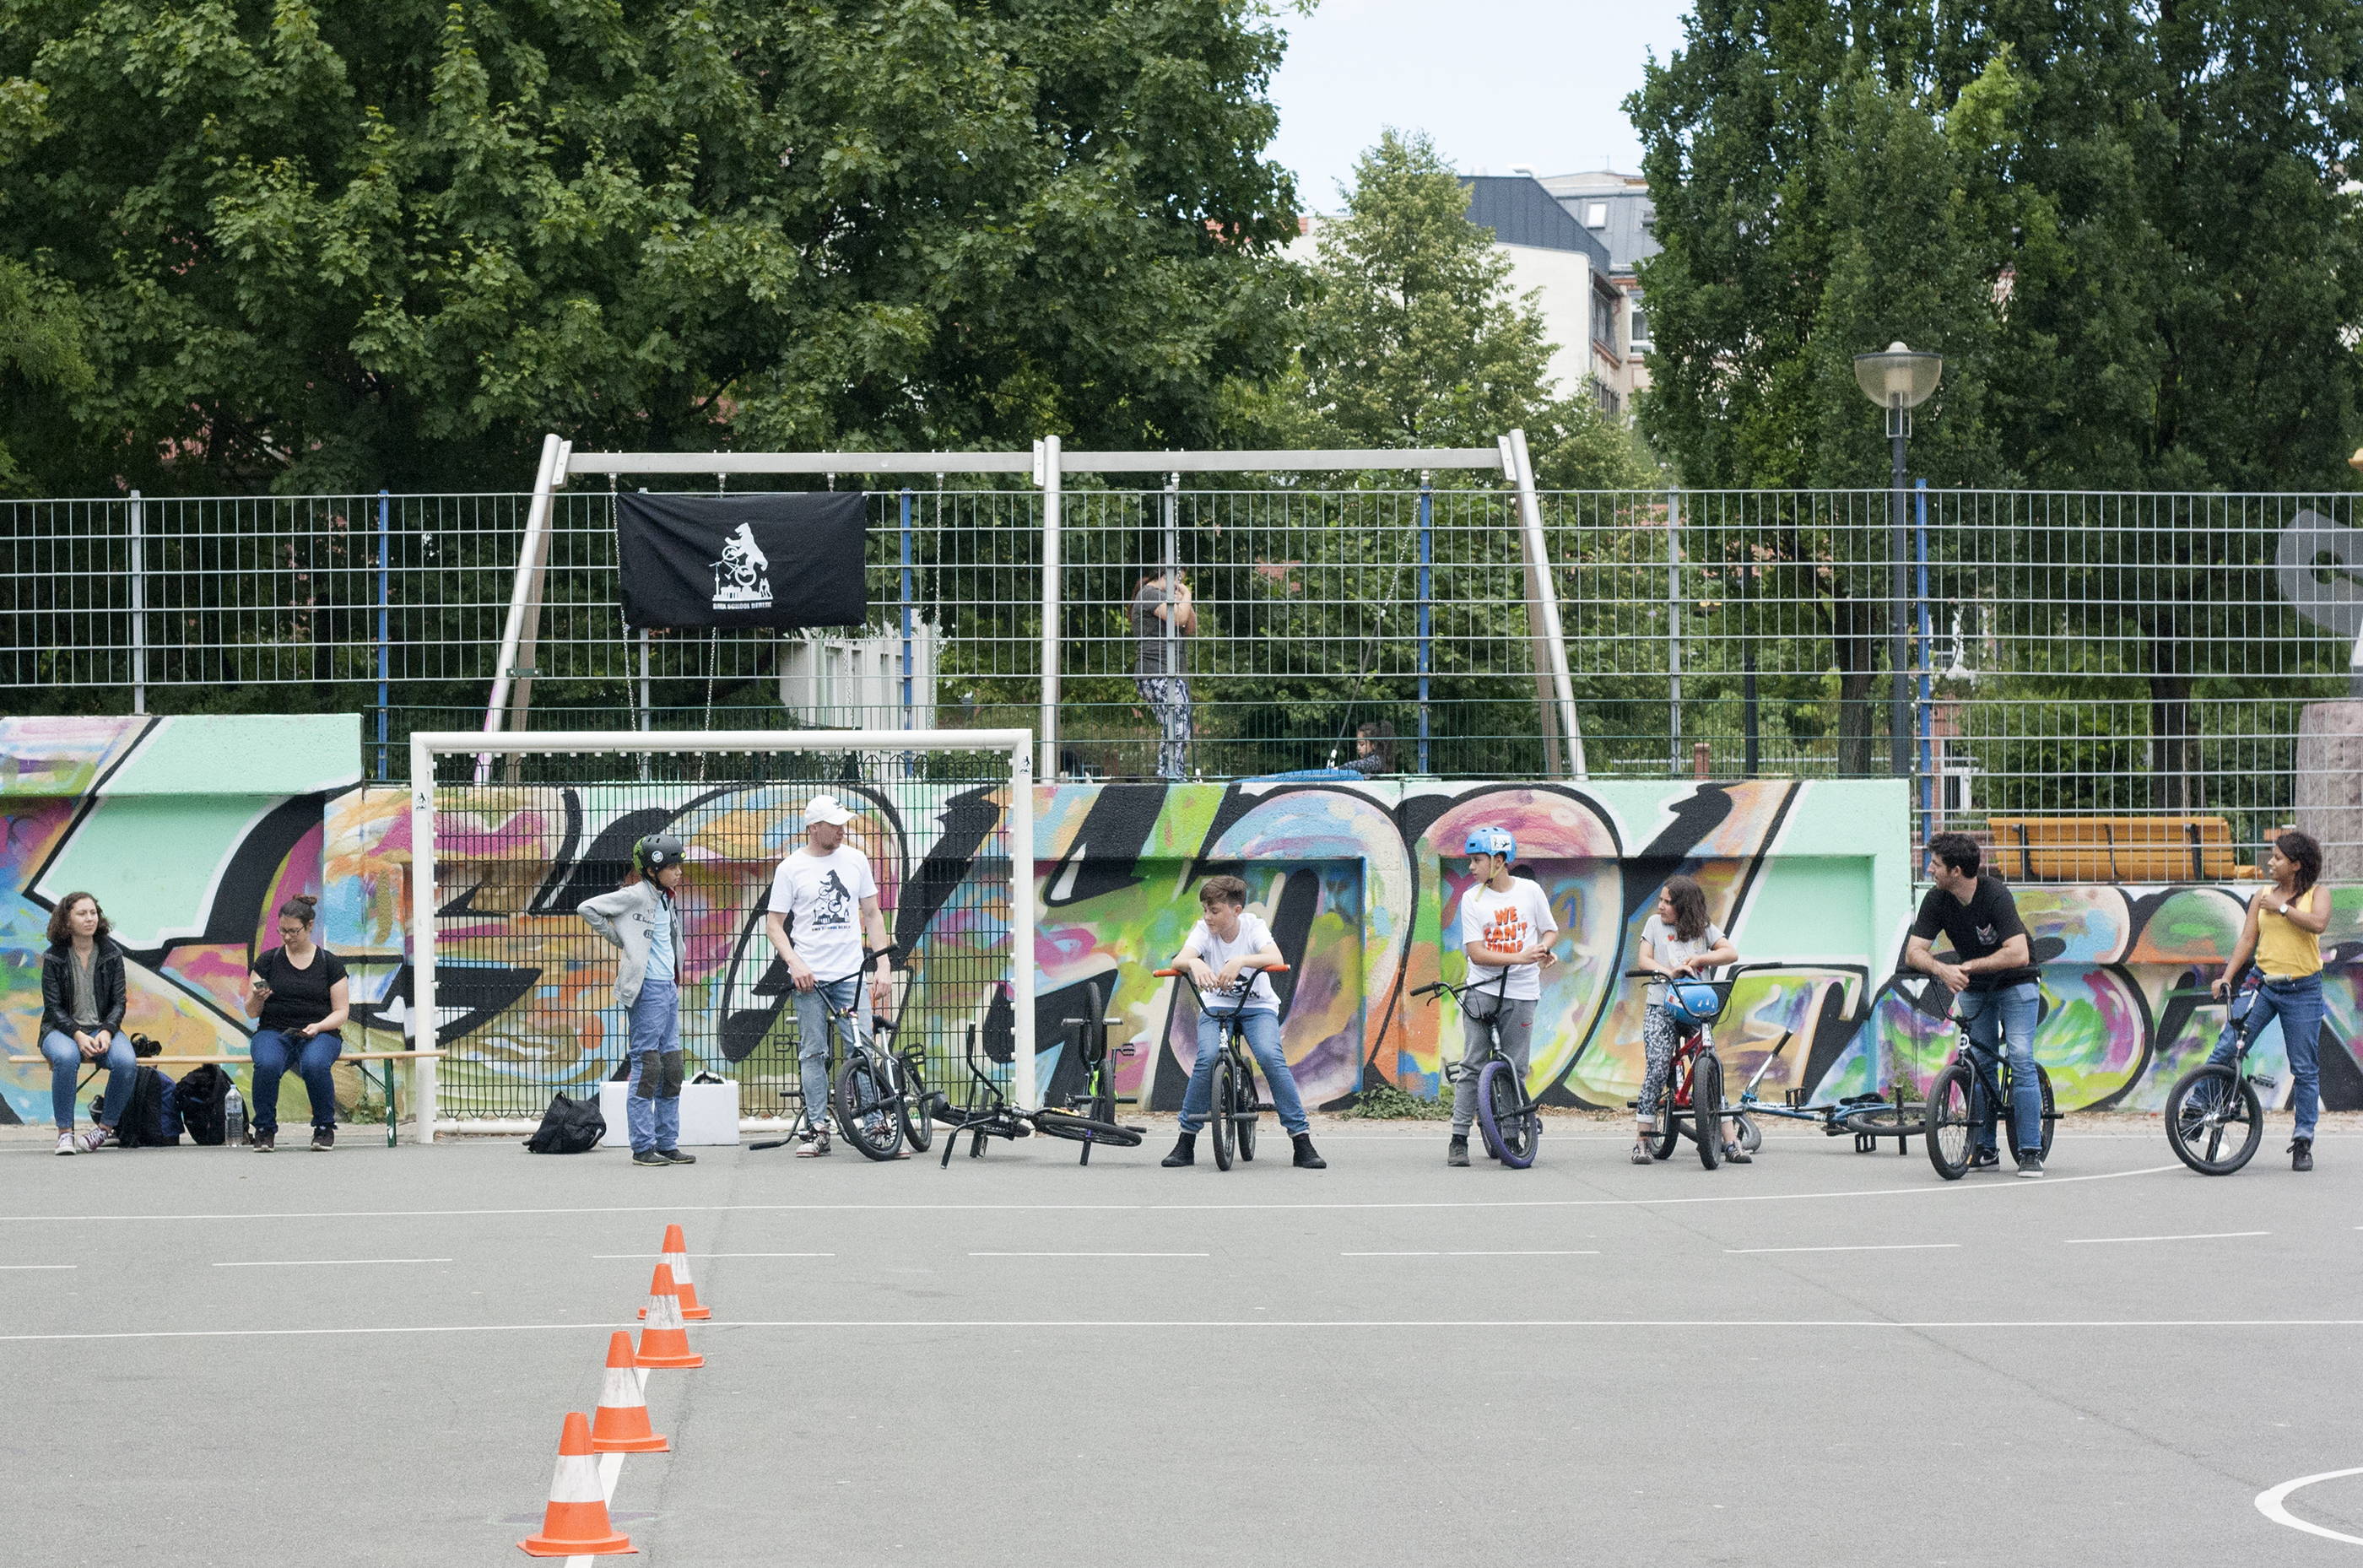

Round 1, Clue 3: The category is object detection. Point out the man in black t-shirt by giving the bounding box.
[1905,833,2046,1176]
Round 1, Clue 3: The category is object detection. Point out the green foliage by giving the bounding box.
[0,0,1305,495]
[1342,1082,1452,1120]
[0,257,91,495]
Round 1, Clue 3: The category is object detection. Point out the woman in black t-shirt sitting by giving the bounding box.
[241,895,351,1152]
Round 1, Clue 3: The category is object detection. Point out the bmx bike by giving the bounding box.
[934,1005,1144,1167]
[749,947,936,1158]
[1409,965,1541,1169]
[2163,972,2275,1176]
[1153,962,1291,1171]
[1920,994,2058,1180]
[1058,978,1145,1165]
[1622,969,1735,1171]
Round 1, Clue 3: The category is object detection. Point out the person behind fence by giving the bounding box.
[1160,874,1326,1170]
[1132,568,1197,779]
[1342,720,1395,777]
[580,834,698,1168]
[1448,829,1558,1168]
[1632,874,1742,1166]
[241,894,350,1153]
[1906,832,2046,1177]
[2210,829,2329,1172]
[763,794,893,1158]
[40,891,135,1156]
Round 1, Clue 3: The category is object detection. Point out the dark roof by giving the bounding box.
[1459,176,1610,269]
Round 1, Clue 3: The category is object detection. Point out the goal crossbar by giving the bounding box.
[407,729,1037,1141]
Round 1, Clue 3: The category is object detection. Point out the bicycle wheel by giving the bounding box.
[1923,1062,1975,1180]
[2034,1064,2057,1158]
[1838,1104,1921,1140]
[1648,1100,1679,1160]
[1477,1061,1539,1169]
[1694,1052,1723,1170]
[1733,1111,1761,1154]
[2165,1065,2262,1175]
[833,1057,904,1160]
[1032,1108,1144,1147]
[1209,1057,1236,1171]
[895,1057,934,1154]
[1232,1051,1259,1163]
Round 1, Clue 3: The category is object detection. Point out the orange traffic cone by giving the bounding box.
[634,1263,704,1369]
[517,1411,635,1556]
[588,1331,669,1452]
[638,1225,710,1320]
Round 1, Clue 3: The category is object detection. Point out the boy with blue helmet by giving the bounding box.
[1634,874,1740,1165]
[1447,828,1559,1167]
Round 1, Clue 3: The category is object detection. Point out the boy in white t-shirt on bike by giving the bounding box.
[1448,828,1560,1168]
[1159,875,1327,1171]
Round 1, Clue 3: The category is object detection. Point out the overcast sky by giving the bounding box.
[1264,0,1698,208]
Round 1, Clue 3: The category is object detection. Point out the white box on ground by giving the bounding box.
[598,1081,741,1147]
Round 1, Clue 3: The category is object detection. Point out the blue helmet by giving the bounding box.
[1662,977,1725,1031]
[1464,827,1517,862]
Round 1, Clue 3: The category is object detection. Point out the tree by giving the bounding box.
[0,0,1305,495]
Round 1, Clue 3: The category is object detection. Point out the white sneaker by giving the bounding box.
[79,1125,115,1152]
[55,1130,76,1155]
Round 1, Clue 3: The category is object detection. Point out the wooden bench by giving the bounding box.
[1983,816,2258,883]
[7,1051,443,1148]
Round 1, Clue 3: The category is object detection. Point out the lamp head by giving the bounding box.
[1853,341,1944,409]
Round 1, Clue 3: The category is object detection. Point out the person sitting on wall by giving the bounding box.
[1341,720,1396,777]
[241,895,351,1152]
[39,891,135,1155]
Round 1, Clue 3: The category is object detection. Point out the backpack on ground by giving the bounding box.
[526,1092,606,1154]
[176,1064,231,1145]
[113,1066,181,1148]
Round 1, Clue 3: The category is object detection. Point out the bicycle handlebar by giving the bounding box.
[1153,964,1290,978]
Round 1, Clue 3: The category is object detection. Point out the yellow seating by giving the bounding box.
[1984,816,2254,883]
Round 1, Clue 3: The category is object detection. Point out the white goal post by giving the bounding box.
[408,728,1036,1142]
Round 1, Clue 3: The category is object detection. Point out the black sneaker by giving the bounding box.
[1969,1148,2002,1171]
[657,1148,696,1165]
[2014,1151,2044,1178]
[311,1127,334,1152]
[252,1127,276,1153]
[1722,1144,1752,1165]
[2291,1138,2314,1172]
[1446,1135,1469,1168]
[632,1149,669,1167]
[1290,1133,1327,1170]
[1160,1133,1196,1168]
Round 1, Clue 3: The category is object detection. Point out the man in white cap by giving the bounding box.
[762,794,893,1155]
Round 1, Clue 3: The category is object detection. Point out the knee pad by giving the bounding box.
[634,1052,662,1100]
[659,1051,684,1100]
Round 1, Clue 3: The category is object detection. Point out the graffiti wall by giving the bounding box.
[7,716,2358,1123]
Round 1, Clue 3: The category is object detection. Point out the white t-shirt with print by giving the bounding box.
[1457,878,1558,1003]
[766,845,879,982]
[1182,911,1281,1013]
[1641,914,1727,1005]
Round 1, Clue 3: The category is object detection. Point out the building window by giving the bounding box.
[1594,382,1621,419]
[1630,293,1649,349]
[1592,290,1617,351]
[1585,202,1609,228]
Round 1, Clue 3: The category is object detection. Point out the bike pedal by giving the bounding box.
[2247,1075,2279,1089]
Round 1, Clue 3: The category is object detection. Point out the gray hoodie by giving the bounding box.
[578,880,685,1009]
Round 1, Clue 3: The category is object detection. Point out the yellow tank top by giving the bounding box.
[2255,885,2324,978]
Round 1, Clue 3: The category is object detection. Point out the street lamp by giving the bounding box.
[1854,341,1943,779]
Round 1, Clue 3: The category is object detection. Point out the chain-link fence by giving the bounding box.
[8,482,2360,867]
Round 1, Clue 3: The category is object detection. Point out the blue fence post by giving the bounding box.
[1416,474,1433,775]
[376,489,391,781]
[1915,479,1932,838]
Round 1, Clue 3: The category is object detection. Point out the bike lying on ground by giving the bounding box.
[1622,969,1734,1171]
[1411,966,1541,1169]
[1057,979,1144,1166]
[2164,973,2274,1176]
[935,1000,1144,1167]
[1921,998,2058,1180]
[1153,963,1290,1171]
[1728,1030,1927,1155]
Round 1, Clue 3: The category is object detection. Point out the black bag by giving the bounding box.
[127,1032,163,1058]
[176,1063,231,1146]
[114,1067,181,1149]
[526,1092,606,1154]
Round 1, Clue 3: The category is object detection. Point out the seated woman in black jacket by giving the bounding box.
[39,891,135,1155]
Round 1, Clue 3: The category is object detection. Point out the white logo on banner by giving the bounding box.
[711,522,773,609]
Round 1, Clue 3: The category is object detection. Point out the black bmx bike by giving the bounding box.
[1154,963,1290,1171]
[750,947,938,1158]
[1410,966,1541,1169]
[1921,994,2058,1180]
[1057,978,1144,1165]
[935,998,1144,1167]
[2163,972,2274,1176]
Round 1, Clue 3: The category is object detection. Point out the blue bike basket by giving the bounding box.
[1662,978,1724,1030]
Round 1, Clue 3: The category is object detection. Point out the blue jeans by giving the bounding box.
[41,1029,134,1131]
[627,975,683,1154]
[2209,974,2325,1140]
[1179,1008,1308,1137]
[249,1028,343,1133]
[1955,981,2043,1156]
[792,976,868,1134]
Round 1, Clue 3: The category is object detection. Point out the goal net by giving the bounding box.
[407,730,1036,1137]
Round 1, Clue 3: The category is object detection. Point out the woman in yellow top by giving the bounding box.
[2210,830,2331,1171]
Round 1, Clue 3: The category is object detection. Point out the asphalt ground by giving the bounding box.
[3,1114,2361,1567]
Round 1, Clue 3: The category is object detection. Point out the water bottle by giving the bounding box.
[224,1084,246,1148]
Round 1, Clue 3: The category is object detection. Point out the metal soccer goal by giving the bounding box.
[406,729,1036,1138]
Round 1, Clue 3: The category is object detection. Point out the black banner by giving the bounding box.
[614,491,868,630]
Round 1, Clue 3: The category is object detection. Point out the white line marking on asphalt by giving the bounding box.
[1727,1243,1961,1255]
[1448,1251,1598,1256]
[0,1162,2182,1224]
[1343,1251,1436,1256]
[2063,1231,2270,1246]
[968,1252,1208,1258]
[9,1317,2363,1344]
[2257,1468,2363,1547]
[0,1264,76,1270]
[592,1253,833,1259]
[212,1258,452,1268]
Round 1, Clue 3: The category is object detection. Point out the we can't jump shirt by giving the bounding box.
[1457,879,1558,1003]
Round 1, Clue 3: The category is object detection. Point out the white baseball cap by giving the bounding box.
[803,793,855,828]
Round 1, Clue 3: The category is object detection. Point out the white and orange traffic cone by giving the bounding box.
[638,1224,710,1321]
[588,1331,669,1452]
[634,1263,704,1369]
[517,1410,635,1556]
